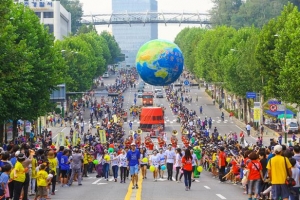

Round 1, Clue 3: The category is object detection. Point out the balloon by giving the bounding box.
[93,160,99,165]
[149,165,155,172]
[161,165,166,171]
[136,39,184,86]
[226,158,231,163]
[197,166,203,173]
[109,144,114,148]
[142,158,148,163]
[108,148,114,153]
[104,155,110,161]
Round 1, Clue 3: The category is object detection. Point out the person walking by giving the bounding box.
[266,145,292,200]
[165,144,176,181]
[127,143,140,189]
[181,149,193,191]
[68,147,83,186]
[246,123,251,136]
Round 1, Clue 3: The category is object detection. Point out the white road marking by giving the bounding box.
[216,194,226,199]
[92,179,102,184]
[97,183,108,185]
[52,127,66,139]
[172,177,176,181]
[204,185,210,189]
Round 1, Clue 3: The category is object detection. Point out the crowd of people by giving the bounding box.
[2,70,300,200]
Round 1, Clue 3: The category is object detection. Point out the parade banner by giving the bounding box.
[99,129,106,144]
[72,131,78,145]
[25,121,31,133]
[56,132,65,148]
[6,123,13,141]
[112,114,118,123]
[253,108,260,122]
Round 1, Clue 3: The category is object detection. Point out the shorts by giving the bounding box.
[248,179,260,194]
[272,184,290,199]
[129,164,139,175]
[37,186,47,196]
[140,164,147,168]
[60,170,68,178]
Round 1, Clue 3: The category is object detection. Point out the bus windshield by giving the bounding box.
[142,95,153,99]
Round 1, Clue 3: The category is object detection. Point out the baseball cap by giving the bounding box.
[274,145,282,153]
[131,143,136,146]
[15,151,20,156]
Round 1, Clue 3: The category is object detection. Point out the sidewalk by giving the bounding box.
[196,86,279,145]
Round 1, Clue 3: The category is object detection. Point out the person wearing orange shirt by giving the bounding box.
[181,149,193,191]
[218,147,226,183]
[247,152,263,200]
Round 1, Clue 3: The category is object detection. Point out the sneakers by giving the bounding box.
[135,184,139,189]
[132,185,135,189]
[185,186,188,191]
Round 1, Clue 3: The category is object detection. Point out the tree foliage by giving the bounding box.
[55,31,119,92]
[100,31,121,64]
[176,2,300,105]
[0,3,67,122]
[256,3,300,104]
[210,0,291,29]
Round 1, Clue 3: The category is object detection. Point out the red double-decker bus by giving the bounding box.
[142,92,154,106]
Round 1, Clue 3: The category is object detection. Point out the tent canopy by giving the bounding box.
[277,114,293,119]
[265,109,294,117]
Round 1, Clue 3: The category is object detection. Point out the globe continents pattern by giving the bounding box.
[136,39,184,86]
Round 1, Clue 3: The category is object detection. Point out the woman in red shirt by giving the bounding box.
[246,152,263,200]
[182,149,193,191]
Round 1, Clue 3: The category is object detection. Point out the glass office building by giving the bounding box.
[112,0,158,66]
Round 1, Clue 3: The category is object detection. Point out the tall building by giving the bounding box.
[112,0,158,66]
[15,0,71,40]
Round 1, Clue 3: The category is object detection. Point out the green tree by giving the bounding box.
[0,3,67,139]
[256,3,296,100]
[100,31,121,64]
[210,0,242,27]
[60,0,83,33]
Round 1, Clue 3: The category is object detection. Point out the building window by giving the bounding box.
[35,12,41,18]
[44,24,54,34]
[43,12,53,18]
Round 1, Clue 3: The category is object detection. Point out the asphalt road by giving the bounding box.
[48,74,268,200]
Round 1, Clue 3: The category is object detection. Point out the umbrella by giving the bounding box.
[277,114,293,119]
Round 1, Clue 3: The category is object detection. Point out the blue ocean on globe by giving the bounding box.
[135,39,184,86]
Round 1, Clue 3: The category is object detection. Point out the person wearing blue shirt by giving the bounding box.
[0,164,12,198]
[60,150,70,187]
[127,143,140,190]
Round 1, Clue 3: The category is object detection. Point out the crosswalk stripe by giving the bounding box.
[92,179,102,184]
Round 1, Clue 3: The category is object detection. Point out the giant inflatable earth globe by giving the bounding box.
[136,39,184,86]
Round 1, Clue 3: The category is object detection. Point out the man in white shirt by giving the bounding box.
[165,144,176,181]
[246,123,251,136]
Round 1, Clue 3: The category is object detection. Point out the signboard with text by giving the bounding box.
[253,102,260,122]
[17,0,53,9]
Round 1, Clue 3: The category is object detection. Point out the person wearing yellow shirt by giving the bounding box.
[13,153,27,200]
[47,151,58,195]
[30,157,38,196]
[83,151,89,177]
[35,164,48,200]
[267,145,292,200]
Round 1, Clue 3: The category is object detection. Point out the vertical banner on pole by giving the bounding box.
[73,131,78,146]
[99,130,106,143]
[6,123,13,142]
[56,132,65,148]
[253,102,261,122]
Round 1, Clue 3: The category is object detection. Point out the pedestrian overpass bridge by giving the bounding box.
[81,11,211,26]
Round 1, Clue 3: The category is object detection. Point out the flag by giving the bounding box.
[99,130,106,143]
